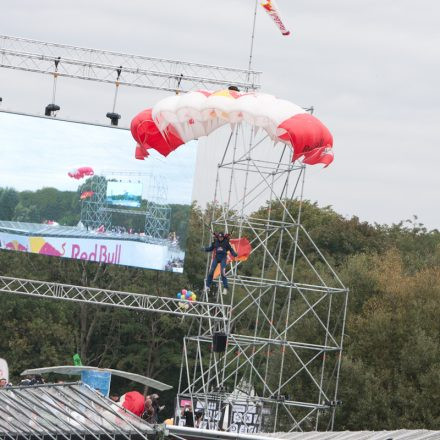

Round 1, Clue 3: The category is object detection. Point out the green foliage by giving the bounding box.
[0,188,19,220]
[1,195,440,429]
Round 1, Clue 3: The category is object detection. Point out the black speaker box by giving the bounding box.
[212,332,228,352]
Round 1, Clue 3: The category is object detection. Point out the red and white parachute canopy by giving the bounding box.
[131,89,333,166]
[67,167,94,180]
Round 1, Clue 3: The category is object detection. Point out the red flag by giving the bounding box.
[260,0,291,36]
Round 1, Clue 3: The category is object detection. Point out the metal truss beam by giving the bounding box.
[0,35,261,92]
[179,392,330,411]
[188,334,341,353]
[0,275,229,322]
[229,275,347,294]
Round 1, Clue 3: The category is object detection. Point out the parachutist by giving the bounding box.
[203,232,237,293]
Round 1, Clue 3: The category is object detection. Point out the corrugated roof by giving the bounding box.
[0,382,154,439]
[0,220,161,243]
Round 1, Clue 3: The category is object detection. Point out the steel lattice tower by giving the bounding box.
[80,176,112,230]
[177,125,349,433]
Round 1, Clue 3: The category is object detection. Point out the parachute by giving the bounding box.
[68,167,94,180]
[131,89,333,166]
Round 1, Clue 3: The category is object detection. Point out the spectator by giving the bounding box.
[150,393,165,423]
[0,377,11,388]
[143,396,155,423]
[120,391,145,417]
[32,374,45,385]
[195,410,204,428]
[181,404,194,427]
[19,374,44,386]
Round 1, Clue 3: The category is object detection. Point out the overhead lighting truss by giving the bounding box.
[0,35,261,93]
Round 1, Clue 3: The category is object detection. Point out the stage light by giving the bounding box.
[45,103,60,116]
[106,112,121,126]
[107,66,122,126]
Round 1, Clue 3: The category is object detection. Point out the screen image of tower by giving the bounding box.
[106,182,143,208]
[0,111,197,272]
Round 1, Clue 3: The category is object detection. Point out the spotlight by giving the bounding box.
[45,103,60,116]
[106,112,121,126]
[228,85,240,92]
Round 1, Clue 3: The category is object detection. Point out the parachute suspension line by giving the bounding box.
[226,124,240,312]
[247,0,259,85]
[226,125,240,220]
[201,131,232,303]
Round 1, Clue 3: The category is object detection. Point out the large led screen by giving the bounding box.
[0,111,197,272]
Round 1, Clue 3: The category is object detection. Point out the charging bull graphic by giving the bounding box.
[4,240,28,251]
[29,237,66,256]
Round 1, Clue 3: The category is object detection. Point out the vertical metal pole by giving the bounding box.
[330,289,349,430]
[247,0,259,79]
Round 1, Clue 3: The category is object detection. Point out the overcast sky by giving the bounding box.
[0,0,439,229]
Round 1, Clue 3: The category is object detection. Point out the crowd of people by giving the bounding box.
[180,403,204,428]
[165,257,184,271]
[0,374,44,388]
[111,391,165,424]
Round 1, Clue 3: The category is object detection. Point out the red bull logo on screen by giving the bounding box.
[71,243,122,264]
[0,231,171,270]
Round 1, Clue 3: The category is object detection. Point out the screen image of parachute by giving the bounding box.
[0,110,197,272]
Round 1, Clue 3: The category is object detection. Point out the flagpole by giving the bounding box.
[247,0,258,80]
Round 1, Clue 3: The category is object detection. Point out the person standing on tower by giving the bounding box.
[202,232,237,295]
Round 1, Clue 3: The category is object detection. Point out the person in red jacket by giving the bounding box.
[120,391,146,417]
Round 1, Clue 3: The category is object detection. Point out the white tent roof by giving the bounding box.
[22,365,172,391]
[0,382,154,439]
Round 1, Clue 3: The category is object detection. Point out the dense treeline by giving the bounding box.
[0,196,439,430]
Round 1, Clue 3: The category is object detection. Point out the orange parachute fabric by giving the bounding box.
[213,237,252,279]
